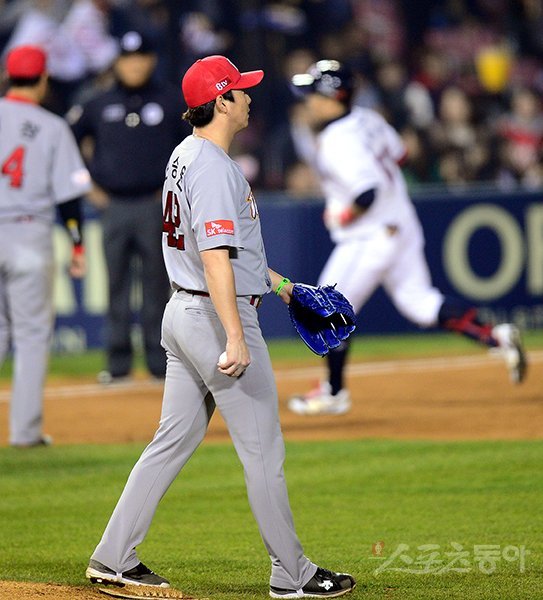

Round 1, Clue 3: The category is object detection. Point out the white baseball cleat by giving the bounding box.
[491,324,527,384]
[270,566,356,598]
[288,382,351,416]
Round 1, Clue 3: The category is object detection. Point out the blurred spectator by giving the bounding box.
[431,85,478,153]
[430,85,499,185]
[498,87,543,169]
[494,86,543,188]
[61,0,119,77]
[2,0,87,111]
[351,0,405,60]
[423,4,502,93]
[262,48,316,189]
[400,126,440,186]
[512,0,543,57]
[411,48,452,109]
[374,59,434,130]
[464,136,495,182]
[84,0,173,81]
[438,147,469,187]
[1,0,543,193]
[179,11,231,63]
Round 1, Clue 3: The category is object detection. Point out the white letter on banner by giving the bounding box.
[443,204,524,301]
[53,225,76,314]
[526,204,543,295]
[83,220,108,314]
[53,221,108,315]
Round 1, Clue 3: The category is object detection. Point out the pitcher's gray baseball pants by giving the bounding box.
[92,290,317,590]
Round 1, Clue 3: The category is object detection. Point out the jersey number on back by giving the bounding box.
[1,146,26,188]
[163,190,185,250]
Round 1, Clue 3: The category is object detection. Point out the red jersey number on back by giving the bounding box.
[1,146,26,188]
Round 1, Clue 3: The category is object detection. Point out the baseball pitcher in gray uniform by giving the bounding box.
[0,45,91,447]
[86,55,355,599]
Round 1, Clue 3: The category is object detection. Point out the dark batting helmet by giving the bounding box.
[291,60,354,103]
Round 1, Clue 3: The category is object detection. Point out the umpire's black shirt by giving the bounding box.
[69,80,188,197]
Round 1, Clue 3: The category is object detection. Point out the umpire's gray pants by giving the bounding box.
[92,291,317,590]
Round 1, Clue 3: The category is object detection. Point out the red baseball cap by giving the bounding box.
[182,55,264,108]
[6,45,47,79]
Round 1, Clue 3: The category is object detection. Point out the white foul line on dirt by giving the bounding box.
[276,349,543,380]
[0,350,542,404]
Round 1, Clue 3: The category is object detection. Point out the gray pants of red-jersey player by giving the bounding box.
[0,220,54,445]
[91,290,317,590]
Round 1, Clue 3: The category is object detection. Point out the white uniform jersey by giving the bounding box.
[296,106,419,244]
[162,135,271,296]
[0,96,91,222]
[292,105,444,327]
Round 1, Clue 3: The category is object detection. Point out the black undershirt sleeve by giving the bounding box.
[57,197,84,247]
[353,188,376,210]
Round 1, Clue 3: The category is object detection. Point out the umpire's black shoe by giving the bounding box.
[86,559,170,588]
[269,567,356,598]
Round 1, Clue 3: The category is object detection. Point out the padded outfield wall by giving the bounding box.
[52,189,543,351]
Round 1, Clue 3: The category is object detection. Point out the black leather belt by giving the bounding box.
[178,288,262,308]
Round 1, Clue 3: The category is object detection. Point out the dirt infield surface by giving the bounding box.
[1,350,542,599]
[1,350,542,446]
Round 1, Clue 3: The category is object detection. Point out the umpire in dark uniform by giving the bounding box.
[69,31,187,382]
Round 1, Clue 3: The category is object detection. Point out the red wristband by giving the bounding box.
[73,244,85,256]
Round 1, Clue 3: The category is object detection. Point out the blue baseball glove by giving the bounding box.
[288,283,356,356]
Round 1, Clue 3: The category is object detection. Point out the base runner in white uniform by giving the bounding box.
[288,60,527,417]
[86,55,355,599]
[0,46,91,446]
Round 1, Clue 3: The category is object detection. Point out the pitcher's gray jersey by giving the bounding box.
[0,97,91,221]
[162,135,271,295]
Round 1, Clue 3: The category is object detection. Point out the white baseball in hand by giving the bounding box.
[218,352,228,367]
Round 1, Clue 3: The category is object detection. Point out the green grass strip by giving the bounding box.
[0,439,541,599]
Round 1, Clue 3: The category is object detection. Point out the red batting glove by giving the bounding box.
[323,205,357,229]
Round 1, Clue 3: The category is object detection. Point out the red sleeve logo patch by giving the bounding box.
[205,219,235,237]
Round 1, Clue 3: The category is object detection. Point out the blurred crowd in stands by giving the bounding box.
[2,0,543,195]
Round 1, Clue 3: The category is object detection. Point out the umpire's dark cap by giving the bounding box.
[119,31,155,55]
[5,45,47,79]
